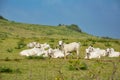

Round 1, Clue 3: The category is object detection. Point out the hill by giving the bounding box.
[0,18,94,39]
[0,17,120,80]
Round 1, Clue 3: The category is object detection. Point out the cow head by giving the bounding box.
[58,40,63,46]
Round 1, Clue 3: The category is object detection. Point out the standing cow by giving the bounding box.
[58,40,80,59]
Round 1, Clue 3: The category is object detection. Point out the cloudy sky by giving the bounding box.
[0,0,120,39]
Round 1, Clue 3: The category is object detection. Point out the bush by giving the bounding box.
[0,66,21,73]
[15,38,26,49]
[6,48,13,53]
[66,24,82,32]
[68,60,88,71]
[114,40,120,45]
[13,58,21,62]
[15,68,21,73]
[104,42,111,47]
[0,32,8,40]
[4,57,11,61]
[82,42,88,46]
[0,66,13,73]
[0,16,8,20]
[49,38,55,43]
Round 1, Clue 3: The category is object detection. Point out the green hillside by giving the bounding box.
[0,17,120,80]
[0,18,94,39]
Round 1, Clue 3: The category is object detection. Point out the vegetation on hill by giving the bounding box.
[0,16,120,80]
[58,24,82,32]
[0,18,92,39]
[66,24,82,32]
[0,15,8,21]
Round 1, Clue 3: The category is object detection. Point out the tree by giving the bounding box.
[67,24,82,32]
[0,15,8,20]
[58,24,62,26]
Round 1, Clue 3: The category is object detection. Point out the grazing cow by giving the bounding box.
[106,48,120,57]
[58,40,80,59]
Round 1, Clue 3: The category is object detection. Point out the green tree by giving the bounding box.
[0,15,8,20]
[67,24,82,32]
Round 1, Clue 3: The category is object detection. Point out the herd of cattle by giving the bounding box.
[20,41,120,59]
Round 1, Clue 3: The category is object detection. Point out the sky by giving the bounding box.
[0,0,120,39]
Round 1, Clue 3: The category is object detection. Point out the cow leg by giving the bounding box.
[76,50,79,59]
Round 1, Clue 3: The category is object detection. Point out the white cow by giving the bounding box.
[58,40,80,59]
[20,49,34,56]
[21,42,51,57]
[106,48,120,57]
[27,42,38,48]
[40,43,50,49]
[27,42,50,49]
[20,47,44,57]
[85,48,101,59]
[85,46,106,59]
[42,48,53,57]
[49,48,65,58]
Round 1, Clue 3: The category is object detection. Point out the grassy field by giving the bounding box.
[0,18,120,80]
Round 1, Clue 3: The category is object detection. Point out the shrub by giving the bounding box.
[4,57,11,61]
[13,58,21,62]
[66,24,82,32]
[104,42,111,47]
[49,38,55,43]
[114,40,120,45]
[101,36,113,39]
[6,48,13,53]
[0,66,21,73]
[15,38,26,49]
[82,42,88,46]
[0,66,13,73]
[0,32,8,40]
[14,68,21,73]
[68,60,88,71]
[0,15,8,20]
[46,31,53,35]
[91,41,96,45]
[97,39,107,43]
[80,62,88,70]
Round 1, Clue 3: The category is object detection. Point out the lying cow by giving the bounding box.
[106,48,120,57]
[49,48,65,58]
[27,42,38,48]
[85,46,106,59]
[20,47,44,57]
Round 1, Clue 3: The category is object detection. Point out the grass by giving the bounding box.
[0,58,120,80]
[0,19,120,80]
[0,38,119,80]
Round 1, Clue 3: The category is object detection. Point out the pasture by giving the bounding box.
[0,37,120,80]
[0,18,120,80]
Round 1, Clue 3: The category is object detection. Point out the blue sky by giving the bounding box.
[0,0,120,39]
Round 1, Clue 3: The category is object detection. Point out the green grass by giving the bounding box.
[0,19,120,80]
[0,19,92,39]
